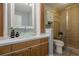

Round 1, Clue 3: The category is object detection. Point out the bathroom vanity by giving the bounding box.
[0,3,50,56]
[0,34,49,56]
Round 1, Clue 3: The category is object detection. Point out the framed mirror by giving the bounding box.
[11,3,34,29]
[7,3,41,37]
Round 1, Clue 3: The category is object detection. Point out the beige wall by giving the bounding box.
[60,9,67,45]
[53,9,61,39]
[45,7,61,39]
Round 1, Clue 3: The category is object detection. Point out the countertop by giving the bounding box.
[0,33,49,46]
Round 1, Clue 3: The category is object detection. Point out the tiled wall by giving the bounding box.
[45,5,61,39]
[52,10,61,39]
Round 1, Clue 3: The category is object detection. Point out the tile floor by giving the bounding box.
[63,50,79,56]
[54,49,79,56]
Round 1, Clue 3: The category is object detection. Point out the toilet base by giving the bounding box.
[56,46,63,54]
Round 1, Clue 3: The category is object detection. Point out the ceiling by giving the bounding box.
[45,3,74,10]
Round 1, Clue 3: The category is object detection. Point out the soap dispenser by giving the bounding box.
[10,28,15,38]
[16,32,20,37]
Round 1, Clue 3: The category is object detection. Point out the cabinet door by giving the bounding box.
[12,48,30,56]
[40,42,49,56]
[12,42,28,51]
[0,45,11,55]
[30,45,41,56]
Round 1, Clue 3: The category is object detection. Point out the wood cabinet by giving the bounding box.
[40,42,48,56]
[0,37,49,56]
[12,42,28,51]
[40,38,49,56]
[11,48,30,56]
[30,37,48,56]
[12,50,28,56]
[26,39,40,47]
[30,45,41,56]
[0,45,11,55]
[40,37,48,43]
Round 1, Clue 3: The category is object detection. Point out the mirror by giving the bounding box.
[11,3,34,29]
[7,3,41,36]
[12,14,22,27]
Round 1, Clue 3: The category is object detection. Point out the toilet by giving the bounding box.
[54,40,64,55]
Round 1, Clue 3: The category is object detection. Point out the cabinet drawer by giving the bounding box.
[12,42,28,51]
[40,37,48,43]
[12,39,40,51]
[26,39,40,47]
[0,45,11,55]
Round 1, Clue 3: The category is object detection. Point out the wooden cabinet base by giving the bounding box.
[0,45,11,55]
[0,37,49,56]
